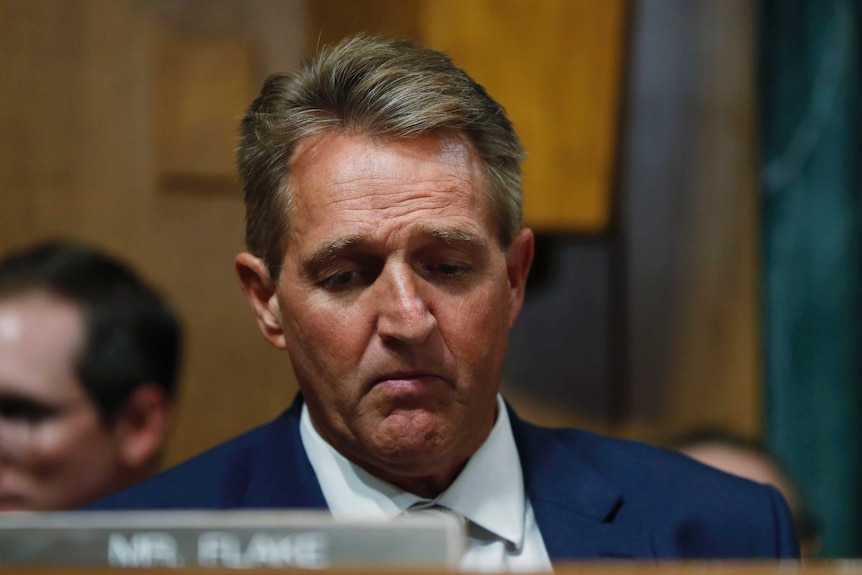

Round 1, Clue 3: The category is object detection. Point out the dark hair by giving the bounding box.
[237,34,526,276]
[0,241,182,424]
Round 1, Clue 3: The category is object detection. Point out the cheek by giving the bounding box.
[28,444,82,478]
[21,422,118,508]
[444,289,512,364]
[30,422,112,474]
[283,302,370,380]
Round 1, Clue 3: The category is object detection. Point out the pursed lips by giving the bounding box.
[370,371,447,390]
[375,370,436,382]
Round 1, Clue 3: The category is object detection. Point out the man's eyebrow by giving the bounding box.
[427,227,477,244]
[0,392,61,413]
[301,235,364,278]
[299,227,480,279]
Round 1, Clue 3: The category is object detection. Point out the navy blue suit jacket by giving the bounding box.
[92,396,799,560]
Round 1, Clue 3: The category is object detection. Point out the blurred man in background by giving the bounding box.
[0,241,182,511]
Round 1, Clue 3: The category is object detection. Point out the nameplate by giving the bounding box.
[0,510,465,569]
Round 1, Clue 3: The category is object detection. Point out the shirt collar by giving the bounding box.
[300,395,526,549]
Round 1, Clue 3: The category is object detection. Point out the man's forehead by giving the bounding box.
[0,291,84,347]
[291,128,481,164]
[0,291,86,399]
[287,130,487,197]
[284,130,496,244]
[0,310,20,342]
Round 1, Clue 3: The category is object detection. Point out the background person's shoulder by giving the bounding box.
[85,409,301,511]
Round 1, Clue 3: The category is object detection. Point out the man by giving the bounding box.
[90,35,798,565]
[0,241,181,511]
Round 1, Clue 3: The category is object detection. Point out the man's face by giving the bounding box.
[239,131,533,494]
[0,292,125,511]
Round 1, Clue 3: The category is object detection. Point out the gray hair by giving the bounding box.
[237,34,525,276]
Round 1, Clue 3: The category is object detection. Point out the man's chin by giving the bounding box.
[373,410,450,450]
[361,417,470,479]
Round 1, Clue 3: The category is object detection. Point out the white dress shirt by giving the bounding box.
[300,395,553,572]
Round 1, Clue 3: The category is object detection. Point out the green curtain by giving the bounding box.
[759,0,862,558]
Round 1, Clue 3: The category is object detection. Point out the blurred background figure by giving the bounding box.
[674,430,821,558]
[0,241,182,511]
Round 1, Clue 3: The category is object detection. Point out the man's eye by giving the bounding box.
[322,271,353,287]
[0,398,57,423]
[428,263,470,278]
[320,270,363,291]
[438,264,462,275]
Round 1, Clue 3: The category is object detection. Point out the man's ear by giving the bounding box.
[505,228,535,327]
[114,384,172,472]
[235,252,287,349]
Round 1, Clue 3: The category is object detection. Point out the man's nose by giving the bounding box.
[374,265,436,344]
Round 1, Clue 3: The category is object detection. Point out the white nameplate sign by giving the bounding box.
[0,510,465,569]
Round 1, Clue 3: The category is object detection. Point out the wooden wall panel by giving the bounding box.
[306,0,422,46]
[153,31,256,184]
[662,0,762,440]
[0,1,90,248]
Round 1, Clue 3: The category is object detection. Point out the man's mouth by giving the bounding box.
[375,371,437,384]
[371,371,445,393]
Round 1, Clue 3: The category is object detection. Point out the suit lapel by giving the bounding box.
[240,395,329,510]
[508,405,655,560]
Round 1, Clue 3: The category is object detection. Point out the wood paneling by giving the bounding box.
[306,0,422,46]
[661,0,762,440]
[153,31,256,184]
